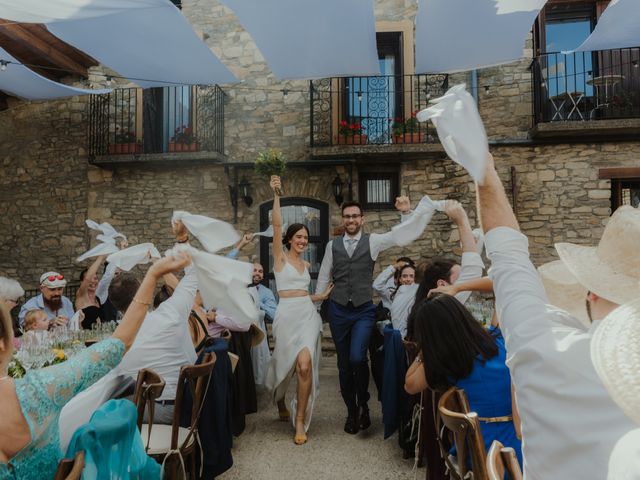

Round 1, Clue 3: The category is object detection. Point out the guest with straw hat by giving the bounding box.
[591,297,640,479]
[478,153,639,480]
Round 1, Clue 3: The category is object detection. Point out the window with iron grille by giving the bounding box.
[358,169,400,210]
[612,178,640,210]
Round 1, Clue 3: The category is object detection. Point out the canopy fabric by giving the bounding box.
[0,47,111,100]
[573,0,639,52]
[0,0,167,23]
[47,6,236,88]
[415,0,547,73]
[219,0,380,80]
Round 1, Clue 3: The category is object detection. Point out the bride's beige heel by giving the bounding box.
[293,415,307,445]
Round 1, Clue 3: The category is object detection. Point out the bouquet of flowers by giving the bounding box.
[255,149,287,196]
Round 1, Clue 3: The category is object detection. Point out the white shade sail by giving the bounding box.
[47,6,236,87]
[0,0,236,96]
[0,0,167,23]
[220,0,380,79]
[573,0,639,52]
[0,47,110,100]
[415,0,547,73]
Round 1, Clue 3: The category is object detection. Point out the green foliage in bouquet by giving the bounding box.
[8,357,25,379]
[254,149,287,177]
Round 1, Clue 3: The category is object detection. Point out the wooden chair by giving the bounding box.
[133,368,166,433]
[138,353,216,479]
[437,387,488,480]
[486,441,522,480]
[54,451,85,480]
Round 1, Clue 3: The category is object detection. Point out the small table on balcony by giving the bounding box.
[587,74,625,110]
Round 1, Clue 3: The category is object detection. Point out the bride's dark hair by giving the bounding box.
[283,223,310,250]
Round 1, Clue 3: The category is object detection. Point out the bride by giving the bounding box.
[265,175,333,445]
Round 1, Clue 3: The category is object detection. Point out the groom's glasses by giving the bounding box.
[342,214,362,220]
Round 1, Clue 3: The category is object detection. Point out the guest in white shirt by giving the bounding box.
[406,200,484,340]
[373,261,416,337]
[478,153,637,480]
[108,222,198,424]
[373,256,415,310]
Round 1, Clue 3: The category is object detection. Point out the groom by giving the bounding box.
[316,196,421,434]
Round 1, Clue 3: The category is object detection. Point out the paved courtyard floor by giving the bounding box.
[219,355,420,480]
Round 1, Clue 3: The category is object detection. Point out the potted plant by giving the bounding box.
[255,149,287,195]
[336,120,367,145]
[391,111,425,144]
[168,125,198,152]
[109,128,141,154]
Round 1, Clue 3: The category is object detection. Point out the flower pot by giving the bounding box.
[168,141,199,152]
[336,134,368,145]
[109,143,142,154]
[392,133,425,144]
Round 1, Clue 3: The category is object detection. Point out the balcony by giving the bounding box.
[88,85,225,164]
[310,74,448,157]
[532,47,640,138]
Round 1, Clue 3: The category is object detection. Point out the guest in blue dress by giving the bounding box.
[0,253,192,479]
[404,293,522,466]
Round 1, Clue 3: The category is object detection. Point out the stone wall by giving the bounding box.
[1,1,639,291]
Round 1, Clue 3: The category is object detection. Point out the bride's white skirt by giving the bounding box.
[265,296,322,433]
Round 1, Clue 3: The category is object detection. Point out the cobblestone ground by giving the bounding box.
[219,355,420,480]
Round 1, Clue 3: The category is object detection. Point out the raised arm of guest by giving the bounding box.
[227,234,253,259]
[75,255,107,310]
[270,175,286,273]
[428,277,494,298]
[372,264,397,306]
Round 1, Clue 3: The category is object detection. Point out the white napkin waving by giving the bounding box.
[417,84,488,184]
[252,223,288,239]
[169,244,258,329]
[106,243,160,271]
[172,211,240,253]
[77,219,127,262]
[391,195,443,246]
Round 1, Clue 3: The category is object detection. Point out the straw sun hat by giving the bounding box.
[554,206,640,307]
[538,260,589,326]
[590,297,640,425]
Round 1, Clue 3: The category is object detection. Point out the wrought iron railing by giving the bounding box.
[532,47,640,123]
[310,74,448,147]
[88,85,225,156]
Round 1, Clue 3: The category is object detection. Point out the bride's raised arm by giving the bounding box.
[270,175,286,273]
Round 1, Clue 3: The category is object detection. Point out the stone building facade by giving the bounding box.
[1,0,639,290]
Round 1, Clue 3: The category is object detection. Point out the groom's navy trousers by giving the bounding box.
[329,299,377,412]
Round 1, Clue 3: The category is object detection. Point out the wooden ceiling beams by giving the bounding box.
[0,19,97,81]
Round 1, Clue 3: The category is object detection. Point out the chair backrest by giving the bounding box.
[54,451,85,480]
[437,387,489,480]
[171,352,217,451]
[487,440,523,480]
[133,368,166,433]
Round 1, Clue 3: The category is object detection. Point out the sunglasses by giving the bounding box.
[46,274,64,281]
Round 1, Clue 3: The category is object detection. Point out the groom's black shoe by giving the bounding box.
[344,410,359,434]
[358,405,371,431]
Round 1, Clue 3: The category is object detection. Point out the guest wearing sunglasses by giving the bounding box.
[18,272,74,329]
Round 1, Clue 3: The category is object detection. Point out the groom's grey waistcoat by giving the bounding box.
[331,234,375,307]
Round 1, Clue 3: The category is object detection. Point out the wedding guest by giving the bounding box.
[373,261,416,337]
[0,276,24,312]
[18,271,74,329]
[374,257,415,310]
[75,255,111,329]
[478,153,637,479]
[23,309,50,332]
[404,294,522,466]
[0,252,191,478]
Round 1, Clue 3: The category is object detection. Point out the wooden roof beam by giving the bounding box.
[0,20,91,78]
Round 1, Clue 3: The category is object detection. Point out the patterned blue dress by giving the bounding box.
[0,338,125,479]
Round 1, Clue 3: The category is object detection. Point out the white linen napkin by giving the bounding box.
[391,195,444,246]
[172,211,240,253]
[417,84,488,184]
[106,243,160,271]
